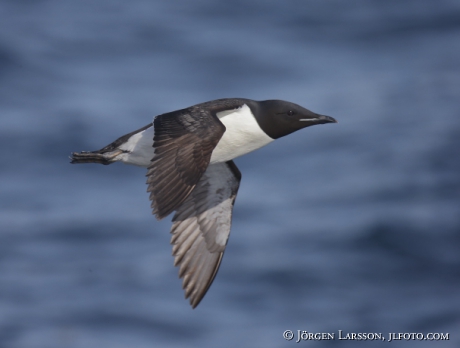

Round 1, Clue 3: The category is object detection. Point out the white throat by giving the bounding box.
[210,104,274,163]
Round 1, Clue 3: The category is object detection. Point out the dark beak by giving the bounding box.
[300,114,338,124]
[318,115,337,123]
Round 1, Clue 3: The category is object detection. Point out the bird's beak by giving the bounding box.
[300,114,338,124]
[318,115,338,123]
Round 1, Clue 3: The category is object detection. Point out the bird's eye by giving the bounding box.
[287,110,295,116]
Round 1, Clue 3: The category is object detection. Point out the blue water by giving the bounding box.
[1,1,459,347]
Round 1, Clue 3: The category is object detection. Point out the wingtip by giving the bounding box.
[187,292,202,309]
[150,202,168,221]
[154,212,165,221]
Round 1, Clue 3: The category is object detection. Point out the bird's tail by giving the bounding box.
[70,123,153,166]
[70,149,124,165]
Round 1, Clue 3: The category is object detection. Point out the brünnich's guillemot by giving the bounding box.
[71,98,337,308]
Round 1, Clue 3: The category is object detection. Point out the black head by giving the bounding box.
[250,100,337,139]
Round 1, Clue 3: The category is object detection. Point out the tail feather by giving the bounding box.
[70,149,123,165]
[70,123,153,166]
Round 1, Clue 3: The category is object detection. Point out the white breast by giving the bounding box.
[210,104,274,163]
[117,104,273,167]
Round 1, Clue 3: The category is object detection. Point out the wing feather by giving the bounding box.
[146,107,226,219]
[170,161,241,308]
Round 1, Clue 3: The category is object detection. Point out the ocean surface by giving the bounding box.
[1,1,459,347]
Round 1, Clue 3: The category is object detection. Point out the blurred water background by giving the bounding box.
[1,1,459,347]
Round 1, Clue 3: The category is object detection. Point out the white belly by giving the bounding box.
[210,104,274,163]
[118,104,273,167]
[117,125,155,167]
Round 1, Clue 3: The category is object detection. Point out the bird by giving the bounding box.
[71,98,337,308]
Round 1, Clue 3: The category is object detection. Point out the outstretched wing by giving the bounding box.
[170,161,241,308]
[146,107,226,219]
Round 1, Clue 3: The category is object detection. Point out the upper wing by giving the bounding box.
[146,107,226,219]
[170,161,241,308]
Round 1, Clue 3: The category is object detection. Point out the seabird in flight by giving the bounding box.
[71,98,337,308]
